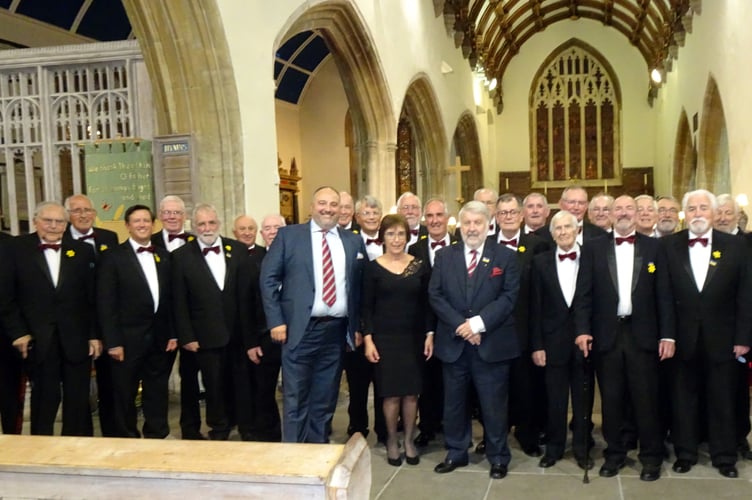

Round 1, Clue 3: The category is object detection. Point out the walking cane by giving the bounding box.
[582,339,592,484]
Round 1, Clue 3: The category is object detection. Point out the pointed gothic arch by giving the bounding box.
[698,75,730,193]
[396,75,447,200]
[452,111,484,202]
[672,110,696,196]
[281,2,396,204]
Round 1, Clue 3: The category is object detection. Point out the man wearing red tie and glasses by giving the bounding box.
[660,189,752,478]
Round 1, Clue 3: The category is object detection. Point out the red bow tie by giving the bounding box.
[202,246,220,255]
[168,233,188,242]
[558,252,577,261]
[688,237,709,248]
[366,238,382,246]
[137,246,155,253]
[410,229,419,237]
[499,238,517,247]
[430,240,446,249]
[78,233,96,241]
[615,235,636,245]
[39,243,61,252]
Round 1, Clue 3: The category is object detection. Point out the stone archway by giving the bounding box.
[397,75,448,200]
[282,2,396,205]
[122,0,243,223]
[452,111,484,203]
[672,109,696,196]
[697,75,730,193]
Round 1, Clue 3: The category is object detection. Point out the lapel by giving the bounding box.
[336,227,353,284]
[451,244,468,296]
[704,230,721,290]
[631,235,644,294]
[155,247,170,298]
[546,251,569,308]
[57,242,76,291]
[606,234,618,295]
[124,242,157,309]
[31,235,56,288]
[189,240,221,290]
[303,224,316,285]
[676,231,696,289]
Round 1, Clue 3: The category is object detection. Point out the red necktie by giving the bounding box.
[499,238,517,247]
[410,229,419,237]
[615,235,636,245]
[168,233,188,242]
[78,233,95,241]
[558,252,577,261]
[137,246,155,253]
[688,237,708,247]
[430,240,446,249]
[202,246,220,255]
[39,243,61,251]
[467,249,478,277]
[366,238,382,246]
[321,230,336,307]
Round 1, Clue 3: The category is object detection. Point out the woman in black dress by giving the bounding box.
[362,214,433,466]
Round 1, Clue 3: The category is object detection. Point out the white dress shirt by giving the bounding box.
[556,245,580,307]
[41,239,61,287]
[689,230,712,291]
[361,231,383,261]
[428,234,451,267]
[163,229,188,253]
[497,229,521,250]
[70,227,96,248]
[310,222,347,317]
[129,238,160,312]
[198,238,226,291]
[613,232,635,316]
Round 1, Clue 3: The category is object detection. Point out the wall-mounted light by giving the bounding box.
[650,68,663,84]
[736,193,748,207]
[488,78,498,91]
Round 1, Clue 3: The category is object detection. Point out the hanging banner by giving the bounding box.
[84,139,153,221]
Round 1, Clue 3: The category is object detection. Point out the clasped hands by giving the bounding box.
[455,320,480,345]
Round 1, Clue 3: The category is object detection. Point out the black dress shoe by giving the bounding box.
[405,455,420,465]
[434,459,469,474]
[718,465,738,478]
[474,440,486,454]
[672,459,693,473]
[490,463,507,479]
[387,456,403,467]
[640,466,661,482]
[538,456,557,468]
[521,443,542,457]
[414,432,434,447]
[576,457,594,470]
[599,460,625,478]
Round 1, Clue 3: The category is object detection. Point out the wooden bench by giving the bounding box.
[0,434,371,499]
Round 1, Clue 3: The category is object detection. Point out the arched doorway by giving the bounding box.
[697,75,730,193]
[672,110,696,196]
[452,111,484,206]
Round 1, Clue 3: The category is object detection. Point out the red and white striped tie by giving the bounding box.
[467,249,478,277]
[321,230,336,306]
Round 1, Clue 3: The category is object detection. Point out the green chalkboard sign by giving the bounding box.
[84,140,154,221]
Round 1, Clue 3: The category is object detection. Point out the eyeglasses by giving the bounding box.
[161,210,184,216]
[68,208,95,215]
[496,209,520,217]
[360,211,381,218]
[590,207,610,213]
[657,207,678,215]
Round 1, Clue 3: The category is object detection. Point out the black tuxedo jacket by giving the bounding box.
[489,232,551,351]
[64,226,119,256]
[2,233,96,363]
[529,249,578,366]
[238,248,267,351]
[97,242,174,354]
[150,230,194,250]
[574,233,675,353]
[582,221,607,242]
[661,229,752,362]
[172,237,249,349]
[429,242,520,364]
[408,234,457,331]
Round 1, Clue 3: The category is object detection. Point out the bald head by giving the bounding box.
[232,214,258,247]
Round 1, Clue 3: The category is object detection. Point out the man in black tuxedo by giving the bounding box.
[455,188,499,240]
[338,191,359,232]
[587,193,614,233]
[559,185,608,245]
[397,192,427,250]
[151,195,204,440]
[429,201,520,479]
[233,213,281,441]
[0,232,25,435]
[172,203,249,440]
[409,198,456,447]
[492,193,550,457]
[530,210,592,470]
[3,201,98,436]
[663,189,752,478]
[63,194,120,436]
[574,195,675,481]
[522,192,551,241]
[97,205,176,438]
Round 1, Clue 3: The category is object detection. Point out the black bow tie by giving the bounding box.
[688,237,708,247]
[410,229,419,237]
[137,246,155,253]
[558,252,577,261]
[202,246,220,255]
[39,243,61,252]
[78,233,95,241]
[430,240,446,249]
[366,238,382,246]
[168,233,188,242]
[615,235,636,245]
[499,238,517,247]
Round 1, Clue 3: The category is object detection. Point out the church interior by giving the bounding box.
[1,0,751,498]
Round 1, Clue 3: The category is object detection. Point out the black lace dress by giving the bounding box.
[361,258,431,397]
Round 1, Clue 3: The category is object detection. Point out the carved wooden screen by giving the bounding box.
[395,114,415,196]
[530,42,621,188]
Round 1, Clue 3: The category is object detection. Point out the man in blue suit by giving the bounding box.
[260,186,366,443]
[429,200,520,479]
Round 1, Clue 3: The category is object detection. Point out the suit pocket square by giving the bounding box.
[490,267,503,277]
[357,252,364,260]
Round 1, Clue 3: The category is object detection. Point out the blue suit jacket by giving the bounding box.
[429,242,521,363]
[260,222,366,350]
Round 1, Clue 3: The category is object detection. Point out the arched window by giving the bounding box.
[530,40,621,187]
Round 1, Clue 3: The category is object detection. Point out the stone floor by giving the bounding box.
[16,381,752,499]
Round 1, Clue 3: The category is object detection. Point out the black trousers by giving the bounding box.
[194,346,231,440]
[0,337,24,434]
[509,352,546,448]
[249,338,282,441]
[94,352,116,437]
[179,349,203,438]
[544,351,591,460]
[417,355,443,436]
[343,346,385,438]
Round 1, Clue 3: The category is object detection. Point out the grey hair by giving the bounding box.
[423,197,448,215]
[355,195,382,214]
[682,189,717,211]
[549,210,578,233]
[458,200,489,223]
[715,193,739,215]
